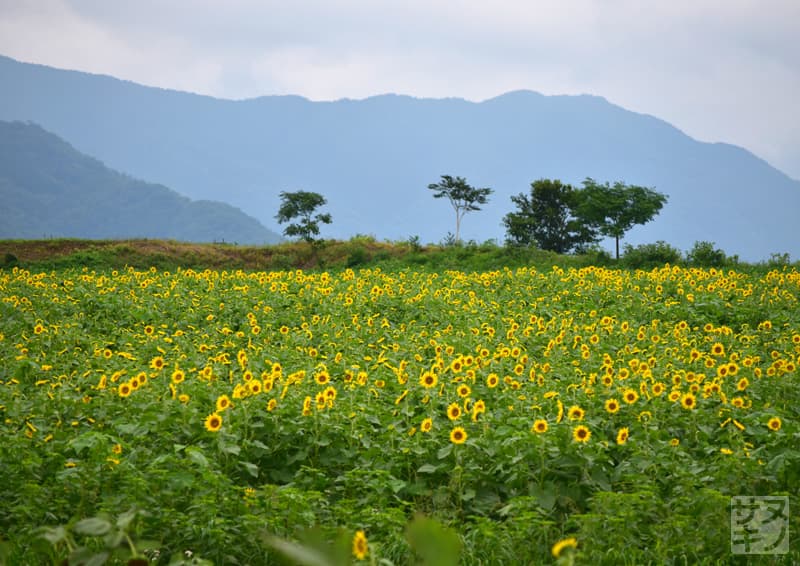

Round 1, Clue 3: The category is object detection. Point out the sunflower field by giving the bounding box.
[1,264,798,564]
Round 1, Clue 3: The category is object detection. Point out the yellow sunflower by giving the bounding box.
[572,425,591,443]
[446,402,462,421]
[216,395,232,412]
[551,537,577,558]
[623,389,639,404]
[567,405,585,421]
[171,369,185,385]
[149,356,165,371]
[532,419,548,434]
[449,426,468,444]
[118,382,132,398]
[681,392,697,410]
[419,371,438,389]
[204,413,223,432]
[352,530,368,560]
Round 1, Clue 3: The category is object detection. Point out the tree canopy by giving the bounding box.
[574,179,668,259]
[428,175,492,243]
[503,179,597,253]
[275,190,332,244]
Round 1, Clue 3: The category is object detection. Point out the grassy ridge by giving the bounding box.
[0,237,600,272]
[5,237,796,274]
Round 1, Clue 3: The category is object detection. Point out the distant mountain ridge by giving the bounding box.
[0,120,281,243]
[1,54,798,260]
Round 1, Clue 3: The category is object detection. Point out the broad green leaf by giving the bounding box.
[241,461,260,478]
[84,550,110,566]
[221,442,241,456]
[40,526,67,545]
[263,535,334,566]
[115,508,138,530]
[74,517,112,536]
[186,448,209,468]
[405,516,461,566]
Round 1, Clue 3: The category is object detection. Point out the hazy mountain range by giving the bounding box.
[0,120,280,243]
[1,54,798,260]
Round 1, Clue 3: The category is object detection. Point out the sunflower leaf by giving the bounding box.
[74,517,112,536]
[241,461,260,478]
[186,447,209,468]
[437,444,453,459]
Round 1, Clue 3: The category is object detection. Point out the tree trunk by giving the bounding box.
[455,209,461,243]
[615,236,620,260]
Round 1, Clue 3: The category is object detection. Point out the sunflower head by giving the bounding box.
[352,530,368,560]
[551,537,578,558]
[449,426,467,444]
[118,383,132,398]
[572,425,591,443]
[204,413,223,432]
[623,389,639,404]
[420,371,437,389]
[567,405,585,421]
[605,399,620,414]
[767,417,782,431]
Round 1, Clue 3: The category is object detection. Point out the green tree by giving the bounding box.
[275,191,332,244]
[686,240,728,267]
[428,175,492,243]
[503,178,597,253]
[574,178,668,259]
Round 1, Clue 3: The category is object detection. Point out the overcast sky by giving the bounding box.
[2,0,798,179]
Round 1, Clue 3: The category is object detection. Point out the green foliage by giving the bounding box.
[621,240,683,268]
[766,252,792,269]
[405,516,461,566]
[406,235,423,252]
[348,234,377,245]
[2,263,799,564]
[574,178,668,259]
[574,488,731,563]
[428,175,492,243]
[687,240,729,267]
[1,237,790,278]
[440,232,459,248]
[1,252,17,268]
[37,508,167,566]
[503,179,597,253]
[574,244,614,267]
[264,528,351,566]
[263,516,461,566]
[271,252,297,270]
[276,191,333,244]
[345,245,370,267]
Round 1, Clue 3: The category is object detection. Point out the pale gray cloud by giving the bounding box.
[1,0,798,177]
